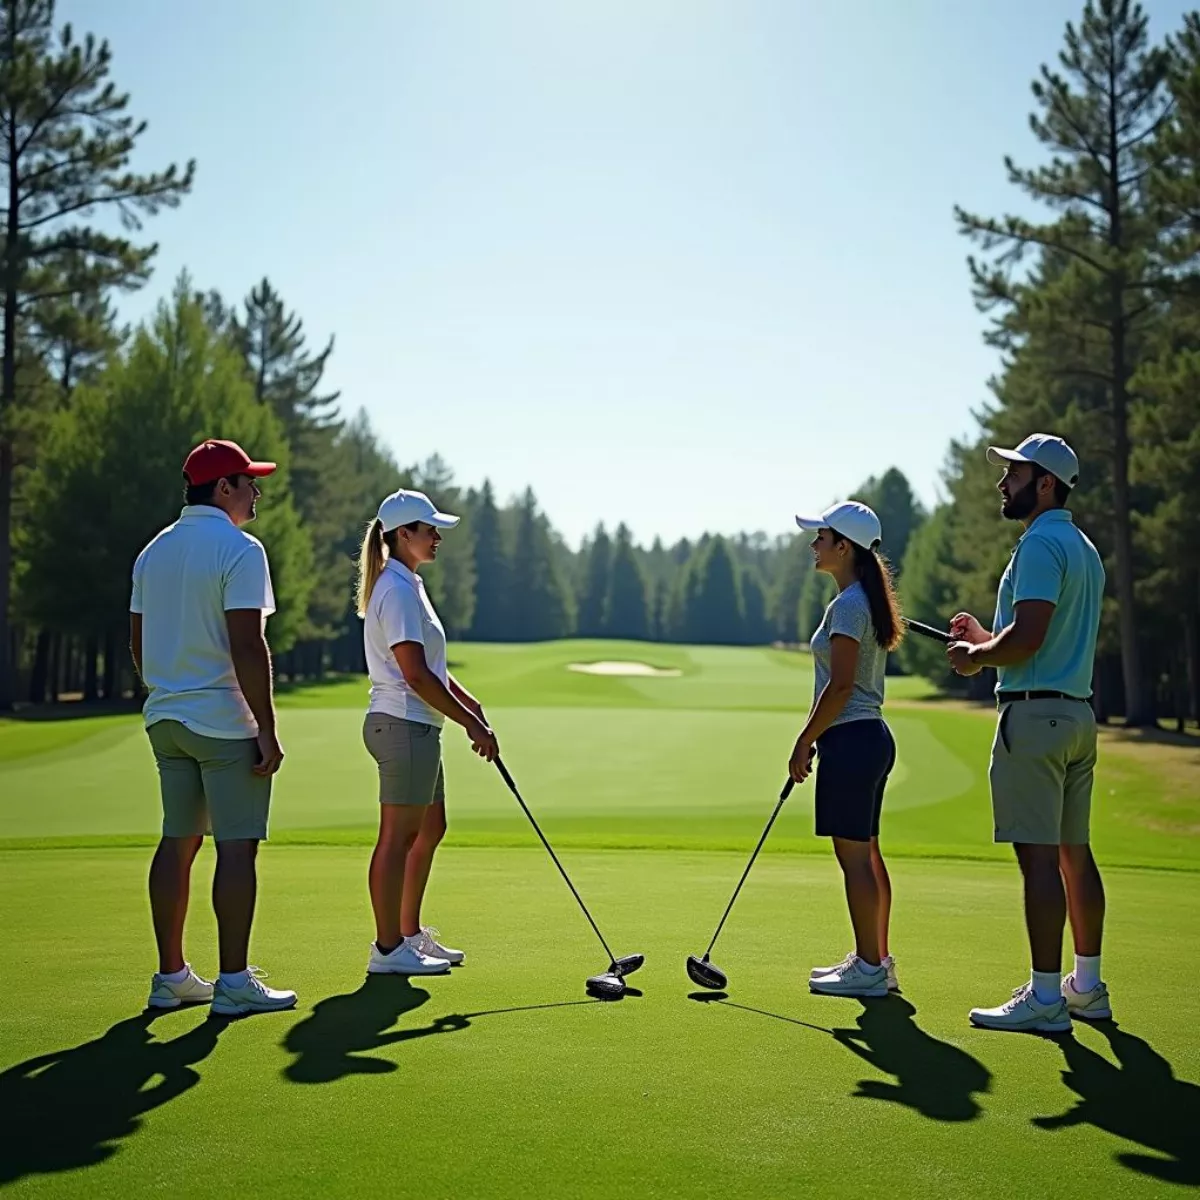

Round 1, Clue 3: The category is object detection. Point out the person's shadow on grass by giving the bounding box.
[0,1008,226,1185]
[830,996,992,1122]
[282,975,468,1084]
[1033,1021,1199,1186]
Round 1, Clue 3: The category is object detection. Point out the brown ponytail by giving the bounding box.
[850,542,904,651]
[356,519,387,617]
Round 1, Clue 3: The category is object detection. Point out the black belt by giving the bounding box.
[996,690,1084,707]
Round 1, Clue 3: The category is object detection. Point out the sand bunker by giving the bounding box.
[567,660,682,678]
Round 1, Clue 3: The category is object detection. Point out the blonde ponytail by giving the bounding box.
[356,519,387,617]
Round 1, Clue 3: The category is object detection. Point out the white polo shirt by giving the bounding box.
[363,559,448,727]
[130,506,275,739]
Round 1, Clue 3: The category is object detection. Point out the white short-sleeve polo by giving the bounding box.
[131,506,275,739]
[363,559,449,727]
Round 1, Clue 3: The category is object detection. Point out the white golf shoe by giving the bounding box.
[413,926,465,965]
[969,983,1071,1033]
[367,939,451,976]
[811,952,898,992]
[809,955,889,998]
[210,967,297,1017]
[1063,973,1112,1020]
[147,965,213,1009]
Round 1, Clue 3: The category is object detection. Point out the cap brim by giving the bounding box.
[985,446,1030,468]
[428,511,460,528]
[795,514,827,531]
[246,461,277,477]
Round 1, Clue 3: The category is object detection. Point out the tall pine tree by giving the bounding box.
[578,524,612,637]
[606,524,649,640]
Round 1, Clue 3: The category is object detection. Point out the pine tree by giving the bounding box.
[0,0,194,706]
[606,523,649,640]
[578,524,612,637]
[466,480,512,641]
[509,488,572,641]
[770,539,812,643]
[684,536,744,645]
[740,571,770,645]
[852,468,926,571]
[414,455,475,638]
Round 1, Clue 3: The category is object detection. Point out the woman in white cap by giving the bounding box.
[356,488,499,976]
[790,501,904,999]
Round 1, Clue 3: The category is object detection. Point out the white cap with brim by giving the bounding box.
[377,488,461,533]
[986,433,1080,488]
[795,500,882,550]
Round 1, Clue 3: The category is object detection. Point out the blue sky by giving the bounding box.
[64,0,1193,546]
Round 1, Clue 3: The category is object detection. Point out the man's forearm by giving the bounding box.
[231,638,277,733]
[969,624,1037,668]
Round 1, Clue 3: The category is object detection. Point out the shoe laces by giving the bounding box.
[1005,983,1033,1010]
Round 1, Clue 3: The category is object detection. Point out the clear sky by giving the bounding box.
[63,0,1193,546]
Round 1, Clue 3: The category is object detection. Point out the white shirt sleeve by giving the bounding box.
[377,582,427,648]
[130,550,145,615]
[224,540,276,615]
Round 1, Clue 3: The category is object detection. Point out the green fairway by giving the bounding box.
[1,641,1198,1197]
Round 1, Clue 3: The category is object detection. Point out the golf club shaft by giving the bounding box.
[703,778,794,958]
[493,756,619,966]
[903,617,951,644]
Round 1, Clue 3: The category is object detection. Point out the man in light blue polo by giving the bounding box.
[946,433,1109,1033]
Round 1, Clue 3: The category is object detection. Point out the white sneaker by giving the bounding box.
[147,965,213,1009]
[809,955,889,998]
[210,967,297,1017]
[414,926,465,965]
[969,983,1071,1033]
[367,940,451,976]
[811,952,899,992]
[1063,973,1112,1020]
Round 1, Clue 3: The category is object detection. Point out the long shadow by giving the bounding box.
[282,975,610,1084]
[693,992,990,1122]
[1033,1020,1199,1186]
[0,1009,227,1185]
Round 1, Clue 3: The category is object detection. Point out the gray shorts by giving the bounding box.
[989,698,1097,845]
[363,714,445,806]
[147,720,271,842]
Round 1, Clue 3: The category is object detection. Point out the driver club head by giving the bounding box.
[686,954,728,991]
[611,954,645,978]
[586,971,626,999]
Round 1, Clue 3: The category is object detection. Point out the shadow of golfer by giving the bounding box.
[829,997,991,1122]
[1033,1021,1199,1186]
[282,975,606,1084]
[0,1009,226,1185]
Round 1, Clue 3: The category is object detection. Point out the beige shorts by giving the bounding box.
[147,720,271,842]
[989,698,1097,845]
[363,715,445,806]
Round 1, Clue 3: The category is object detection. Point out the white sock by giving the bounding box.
[219,969,250,988]
[1073,954,1101,992]
[882,954,894,967]
[1031,970,1061,1005]
[159,964,190,984]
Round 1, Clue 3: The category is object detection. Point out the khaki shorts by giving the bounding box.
[363,715,445,806]
[147,720,271,842]
[989,698,1097,845]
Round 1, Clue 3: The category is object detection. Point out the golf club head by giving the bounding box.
[611,954,645,977]
[686,954,728,991]
[586,971,626,999]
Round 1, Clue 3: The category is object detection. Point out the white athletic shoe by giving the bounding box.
[969,983,1071,1033]
[367,940,451,976]
[210,967,297,1017]
[809,955,889,998]
[1063,973,1112,1020]
[147,965,213,1009]
[414,926,465,965]
[811,952,899,992]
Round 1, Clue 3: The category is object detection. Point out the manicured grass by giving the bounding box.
[1,641,1197,1197]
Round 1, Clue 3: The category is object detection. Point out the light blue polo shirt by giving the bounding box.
[993,509,1105,698]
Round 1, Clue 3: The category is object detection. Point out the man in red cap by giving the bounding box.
[129,439,297,1017]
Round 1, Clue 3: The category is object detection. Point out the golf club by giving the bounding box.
[903,617,952,644]
[687,777,795,991]
[493,756,643,999]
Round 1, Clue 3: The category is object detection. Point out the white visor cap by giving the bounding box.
[985,433,1079,488]
[377,488,461,533]
[795,501,882,551]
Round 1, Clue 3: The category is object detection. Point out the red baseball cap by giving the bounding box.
[183,439,277,486]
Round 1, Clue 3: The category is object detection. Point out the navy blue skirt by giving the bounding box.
[814,718,896,841]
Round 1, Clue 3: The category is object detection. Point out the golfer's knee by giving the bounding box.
[214,838,259,870]
[833,837,873,871]
[420,811,447,848]
[1015,842,1059,878]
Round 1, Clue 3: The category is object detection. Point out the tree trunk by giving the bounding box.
[102,631,117,700]
[83,635,99,702]
[27,628,50,703]
[47,631,61,704]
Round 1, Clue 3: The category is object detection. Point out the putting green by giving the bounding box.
[1,641,1197,1198]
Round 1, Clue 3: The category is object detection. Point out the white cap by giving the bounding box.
[795,501,882,550]
[377,488,460,533]
[986,433,1079,488]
